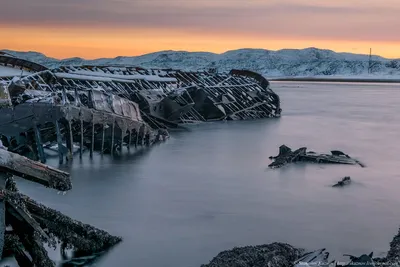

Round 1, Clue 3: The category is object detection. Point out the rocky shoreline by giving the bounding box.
[201,226,400,267]
[201,243,303,267]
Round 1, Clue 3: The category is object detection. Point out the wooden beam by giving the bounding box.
[3,233,32,267]
[120,129,124,153]
[0,149,72,191]
[80,118,83,159]
[33,125,46,164]
[67,120,73,161]
[90,115,94,158]
[6,201,50,242]
[55,120,63,165]
[101,124,105,155]
[128,130,132,151]
[111,121,115,156]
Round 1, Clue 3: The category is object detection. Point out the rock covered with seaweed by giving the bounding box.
[200,242,303,267]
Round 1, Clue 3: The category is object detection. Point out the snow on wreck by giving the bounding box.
[26,65,282,125]
[0,52,47,82]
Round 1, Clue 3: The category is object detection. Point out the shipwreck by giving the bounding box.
[0,52,281,161]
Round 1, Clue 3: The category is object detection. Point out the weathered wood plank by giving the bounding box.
[3,233,32,267]
[0,149,72,191]
[6,200,50,242]
[1,190,122,254]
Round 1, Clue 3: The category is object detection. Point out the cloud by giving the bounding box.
[1,0,400,41]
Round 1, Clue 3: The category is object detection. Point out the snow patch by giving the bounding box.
[0,65,32,78]
[55,71,177,83]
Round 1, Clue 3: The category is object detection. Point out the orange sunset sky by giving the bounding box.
[2,0,400,59]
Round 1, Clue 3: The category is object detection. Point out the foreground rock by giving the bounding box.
[374,226,400,266]
[343,253,375,266]
[200,242,303,267]
[268,145,365,169]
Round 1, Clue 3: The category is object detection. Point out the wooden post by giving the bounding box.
[135,129,139,148]
[110,121,115,156]
[55,120,63,164]
[79,118,83,159]
[67,120,73,161]
[128,130,132,151]
[61,87,67,105]
[120,128,124,153]
[101,124,105,156]
[33,125,46,164]
[90,116,94,159]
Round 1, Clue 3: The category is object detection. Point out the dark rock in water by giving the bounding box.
[268,145,364,169]
[268,147,307,169]
[340,253,375,266]
[269,145,291,160]
[277,145,292,158]
[200,242,302,267]
[333,176,352,187]
[331,150,349,157]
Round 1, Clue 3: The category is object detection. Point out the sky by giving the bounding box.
[1,0,400,59]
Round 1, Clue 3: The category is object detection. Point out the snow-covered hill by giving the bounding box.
[2,48,400,78]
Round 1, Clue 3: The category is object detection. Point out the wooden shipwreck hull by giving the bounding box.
[0,80,166,163]
[0,54,281,160]
[1,62,281,126]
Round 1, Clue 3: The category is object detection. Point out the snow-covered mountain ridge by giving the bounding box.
[2,48,400,77]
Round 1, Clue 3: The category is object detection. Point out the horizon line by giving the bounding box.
[1,46,394,61]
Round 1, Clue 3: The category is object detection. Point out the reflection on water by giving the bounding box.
[11,82,400,266]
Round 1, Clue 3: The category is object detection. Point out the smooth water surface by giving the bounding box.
[16,82,400,266]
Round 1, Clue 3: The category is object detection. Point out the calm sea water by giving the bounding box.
[13,82,400,266]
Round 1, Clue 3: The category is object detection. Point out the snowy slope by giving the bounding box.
[2,48,400,78]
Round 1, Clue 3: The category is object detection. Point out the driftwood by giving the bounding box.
[268,145,365,169]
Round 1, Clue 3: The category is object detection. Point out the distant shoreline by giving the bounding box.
[269,77,400,83]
